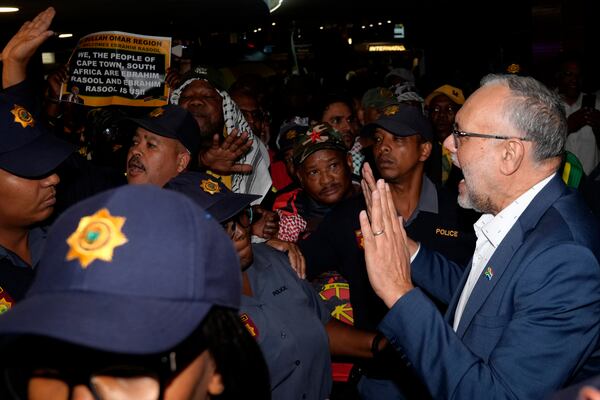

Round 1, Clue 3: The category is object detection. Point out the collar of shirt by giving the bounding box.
[405,175,438,225]
[561,92,584,115]
[0,226,48,268]
[473,173,556,249]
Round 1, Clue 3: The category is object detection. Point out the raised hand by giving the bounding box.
[360,162,377,221]
[199,129,253,175]
[2,7,56,88]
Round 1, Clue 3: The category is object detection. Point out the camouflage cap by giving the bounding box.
[292,123,347,166]
[361,87,400,111]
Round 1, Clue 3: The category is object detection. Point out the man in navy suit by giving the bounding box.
[359,74,600,399]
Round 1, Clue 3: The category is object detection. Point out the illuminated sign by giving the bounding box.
[368,44,406,52]
[394,24,405,39]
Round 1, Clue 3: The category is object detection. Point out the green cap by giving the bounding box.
[361,87,400,110]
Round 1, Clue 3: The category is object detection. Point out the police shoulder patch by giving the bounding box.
[240,313,259,339]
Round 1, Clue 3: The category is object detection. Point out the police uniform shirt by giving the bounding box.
[241,244,332,400]
[0,226,47,309]
[299,176,477,331]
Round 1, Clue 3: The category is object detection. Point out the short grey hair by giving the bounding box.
[480,74,566,162]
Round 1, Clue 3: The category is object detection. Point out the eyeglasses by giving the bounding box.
[451,127,530,148]
[221,207,254,238]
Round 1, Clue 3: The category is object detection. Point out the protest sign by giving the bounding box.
[61,31,171,107]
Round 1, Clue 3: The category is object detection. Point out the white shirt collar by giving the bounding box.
[474,173,556,248]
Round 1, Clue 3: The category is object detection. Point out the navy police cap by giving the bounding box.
[363,105,434,142]
[166,171,260,223]
[0,184,242,354]
[126,105,201,157]
[0,98,74,178]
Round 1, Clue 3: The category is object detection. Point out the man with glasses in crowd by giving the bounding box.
[360,73,600,399]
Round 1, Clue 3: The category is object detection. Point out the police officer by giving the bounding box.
[0,96,74,307]
[0,184,271,400]
[298,106,477,399]
[167,171,384,400]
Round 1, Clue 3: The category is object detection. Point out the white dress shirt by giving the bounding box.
[564,94,600,175]
[452,174,555,331]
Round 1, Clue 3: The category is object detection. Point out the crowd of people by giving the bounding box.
[0,7,599,400]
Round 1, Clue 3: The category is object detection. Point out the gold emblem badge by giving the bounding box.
[286,129,298,140]
[66,208,128,268]
[149,107,165,118]
[506,63,521,74]
[200,179,221,195]
[10,104,35,128]
[383,105,400,116]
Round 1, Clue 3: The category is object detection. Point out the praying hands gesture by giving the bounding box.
[2,7,56,88]
[359,163,416,308]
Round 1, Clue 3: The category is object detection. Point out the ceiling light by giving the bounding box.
[0,7,18,12]
[268,0,284,13]
[58,33,73,39]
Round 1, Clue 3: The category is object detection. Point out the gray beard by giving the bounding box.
[458,189,497,215]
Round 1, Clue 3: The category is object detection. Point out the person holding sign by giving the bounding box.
[2,8,258,213]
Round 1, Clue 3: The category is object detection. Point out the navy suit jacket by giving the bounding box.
[379,175,600,399]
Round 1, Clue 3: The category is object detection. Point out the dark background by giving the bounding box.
[1,0,598,94]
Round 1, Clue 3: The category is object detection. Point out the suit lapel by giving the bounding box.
[454,175,567,337]
[455,234,521,337]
